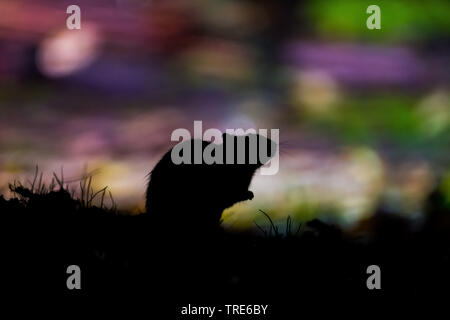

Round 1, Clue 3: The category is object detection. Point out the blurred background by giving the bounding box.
[0,0,449,230]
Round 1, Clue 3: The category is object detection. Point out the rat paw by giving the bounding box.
[246,191,254,200]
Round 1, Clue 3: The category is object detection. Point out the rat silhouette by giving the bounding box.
[145,133,277,235]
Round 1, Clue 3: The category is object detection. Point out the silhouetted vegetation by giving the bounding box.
[1,170,449,310]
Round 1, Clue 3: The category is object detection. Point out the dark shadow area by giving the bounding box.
[1,168,449,313]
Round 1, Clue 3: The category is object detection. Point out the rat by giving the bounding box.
[145,132,277,235]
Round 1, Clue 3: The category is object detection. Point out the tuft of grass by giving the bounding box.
[254,210,302,238]
[8,165,116,212]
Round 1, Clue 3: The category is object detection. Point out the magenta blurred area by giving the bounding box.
[0,0,449,227]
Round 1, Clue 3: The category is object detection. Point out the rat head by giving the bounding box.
[222,131,279,175]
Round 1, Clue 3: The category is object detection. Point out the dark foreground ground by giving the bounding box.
[1,179,449,316]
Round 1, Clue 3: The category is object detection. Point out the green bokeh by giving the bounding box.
[305,0,450,43]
